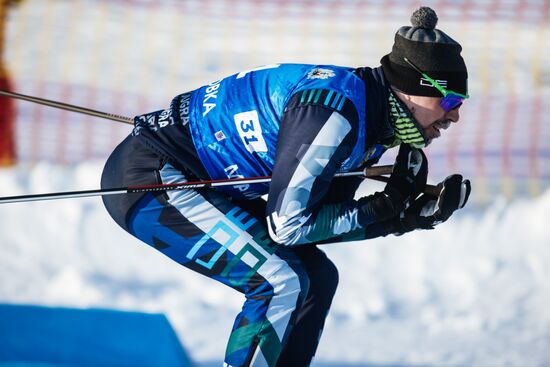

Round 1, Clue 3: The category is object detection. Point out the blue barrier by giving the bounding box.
[0,304,193,367]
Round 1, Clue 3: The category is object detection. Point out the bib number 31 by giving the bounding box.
[234,110,268,153]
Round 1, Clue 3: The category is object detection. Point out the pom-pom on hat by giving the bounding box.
[381,7,468,97]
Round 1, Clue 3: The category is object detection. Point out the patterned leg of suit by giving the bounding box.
[101,136,310,367]
[275,245,339,366]
[234,198,339,366]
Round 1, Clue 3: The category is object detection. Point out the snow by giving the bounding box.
[2,0,550,365]
[1,162,550,366]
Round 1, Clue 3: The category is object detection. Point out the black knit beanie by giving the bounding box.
[381,7,468,97]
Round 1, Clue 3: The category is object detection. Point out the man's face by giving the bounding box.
[394,91,461,145]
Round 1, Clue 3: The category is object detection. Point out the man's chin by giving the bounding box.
[422,129,436,145]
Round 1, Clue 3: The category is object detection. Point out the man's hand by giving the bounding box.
[384,143,428,208]
[395,174,471,233]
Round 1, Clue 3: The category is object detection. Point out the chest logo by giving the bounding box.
[307,68,336,80]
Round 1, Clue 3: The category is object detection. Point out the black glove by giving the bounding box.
[393,174,471,234]
[384,144,428,208]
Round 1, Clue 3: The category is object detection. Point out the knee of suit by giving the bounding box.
[322,257,339,295]
[265,262,310,303]
[295,247,340,295]
[307,255,339,301]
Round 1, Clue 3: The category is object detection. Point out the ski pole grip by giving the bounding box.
[362,165,393,177]
[423,183,442,197]
[361,165,442,196]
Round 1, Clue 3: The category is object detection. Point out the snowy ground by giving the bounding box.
[2,1,550,365]
[1,162,550,366]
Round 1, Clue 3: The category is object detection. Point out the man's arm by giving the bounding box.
[266,91,409,246]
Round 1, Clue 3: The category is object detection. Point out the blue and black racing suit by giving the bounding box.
[101,64,399,367]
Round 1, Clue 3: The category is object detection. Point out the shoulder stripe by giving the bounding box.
[324,90,335,106]
[307,89,315,103]
[313,89,322,103]
[294,89,351,113]
[336,94,346,111]
[300,90,308,103]
[331,93,343,109]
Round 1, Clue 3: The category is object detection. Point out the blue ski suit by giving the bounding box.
[101,64,400,366]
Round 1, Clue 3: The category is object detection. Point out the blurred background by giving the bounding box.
[3,0,549,203]
[0,1,549,366]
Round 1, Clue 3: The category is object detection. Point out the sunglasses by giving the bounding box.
[403,57,469,112]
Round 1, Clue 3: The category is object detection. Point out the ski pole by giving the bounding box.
[0,89,133,124]
[0,89,441,201]
[0,165,440,204]
[0,165,391,204]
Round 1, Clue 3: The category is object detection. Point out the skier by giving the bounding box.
[101,7,471,367]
